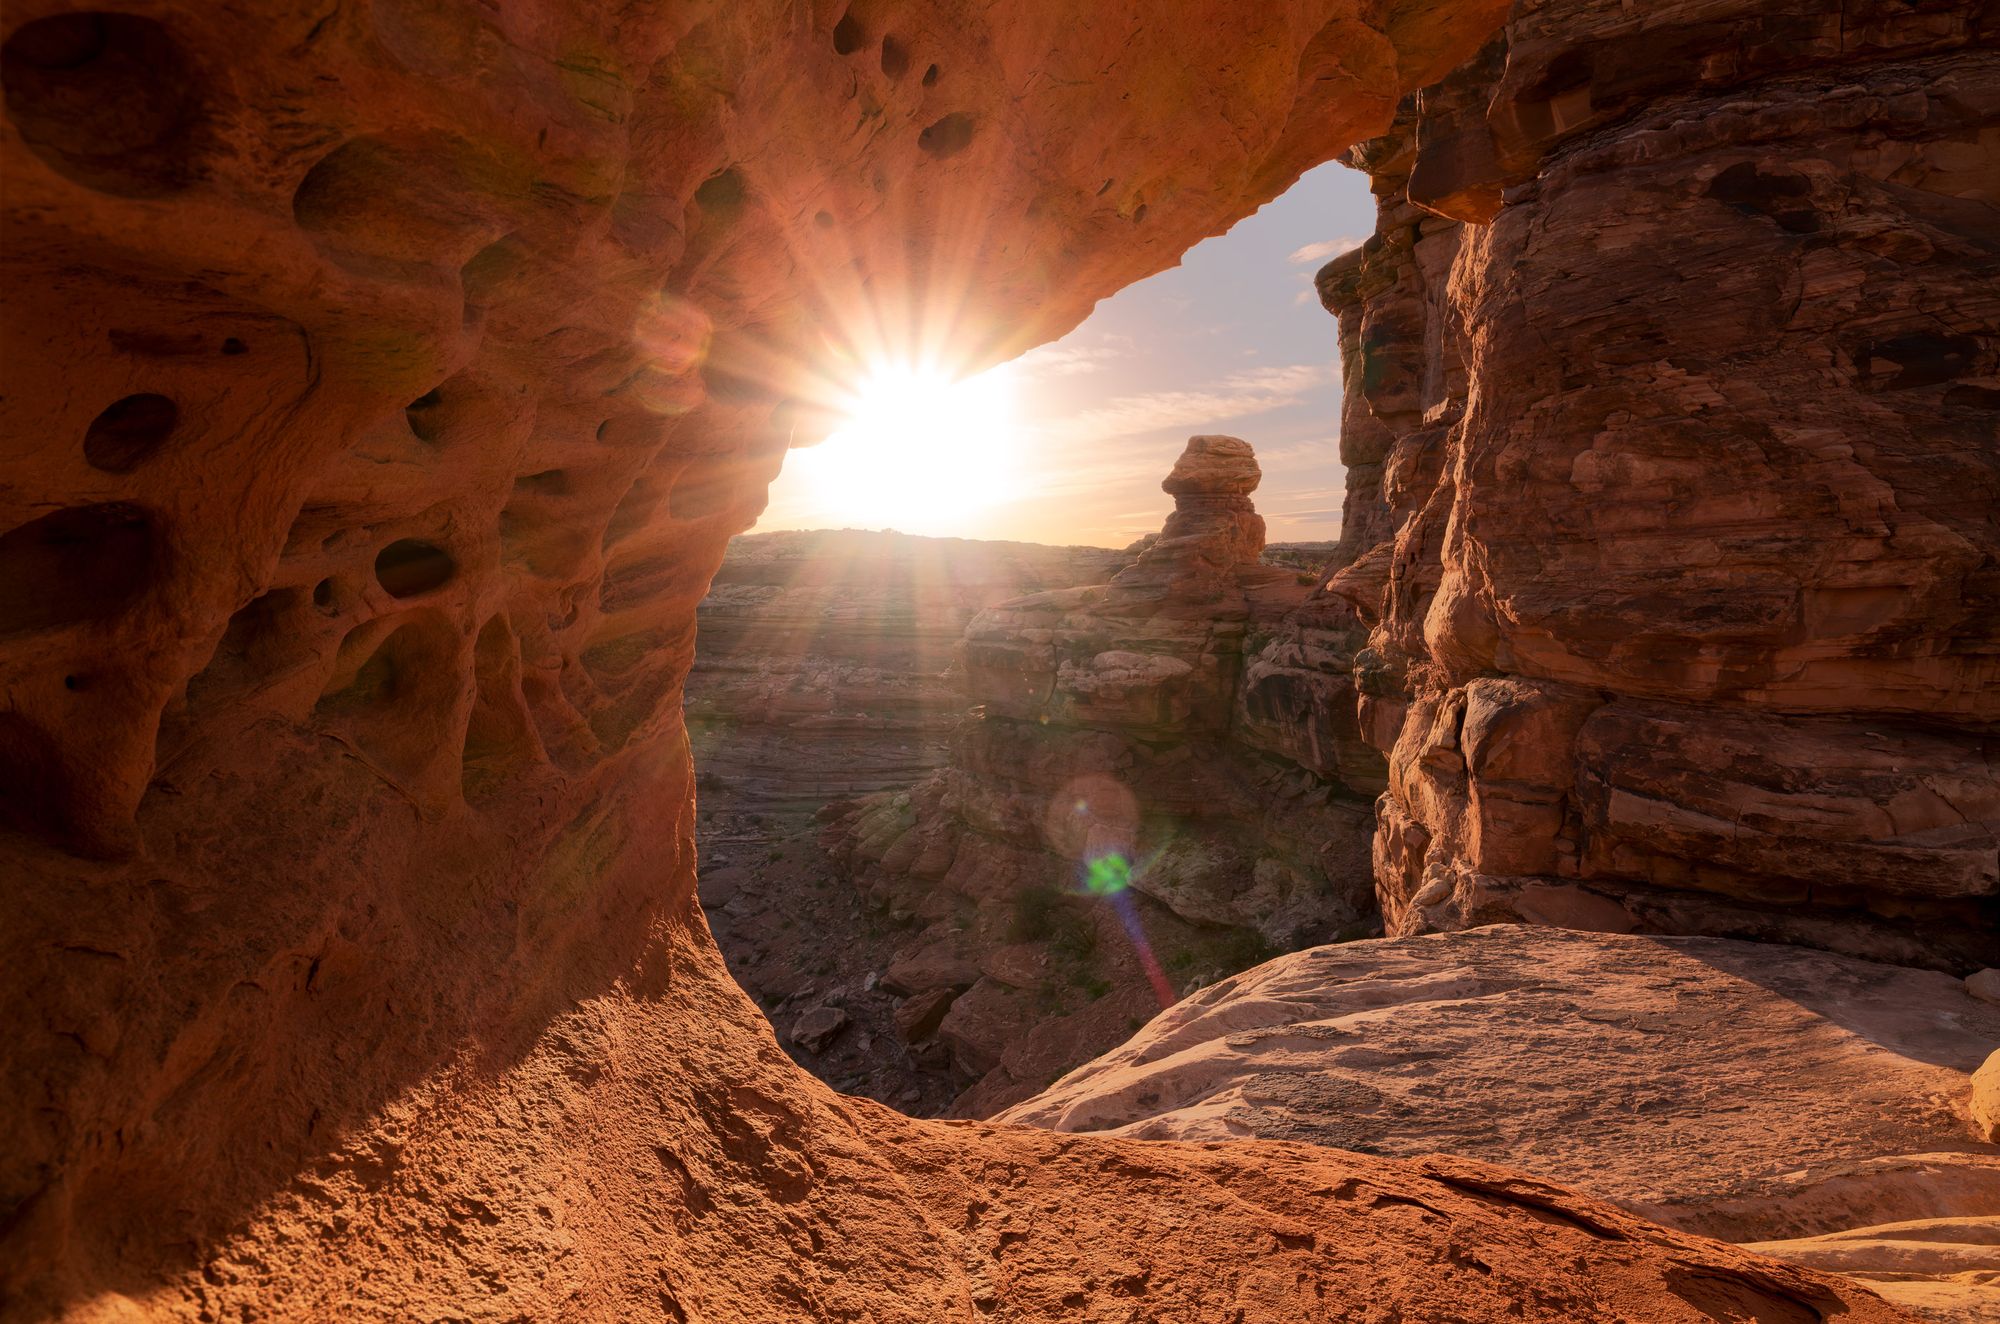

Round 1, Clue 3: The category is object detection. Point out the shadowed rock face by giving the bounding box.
[1299,3,2000,970]
[9,0,1896,1318]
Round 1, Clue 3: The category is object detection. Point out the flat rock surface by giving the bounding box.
[1004,925,2000,1318]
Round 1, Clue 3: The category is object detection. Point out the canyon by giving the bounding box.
[688,518,1362,1115]
[687,528,1130,810]
[1,0,1994,1321]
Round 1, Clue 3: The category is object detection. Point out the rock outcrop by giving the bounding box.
[686,529,1129,808]
[21,1,1880,1318]
[1275,2,2000,969]
[1005,925,2000,1321]
[829,436,1387,1114]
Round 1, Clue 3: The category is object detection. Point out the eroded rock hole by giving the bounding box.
[922,63,939,87]
[291,134,504,272]
[831,11,865,55]
[1706,162,1819,234]
[880,35,910,80]
[1858,332,1983,392]
[693,168,748,232]
[0,713,76,848]
[314,616,461,779]
[514,469,571,496]
[0,504,155,635]
[221,337,247,355]
[462,233,528,310]
[181,587,306,710]
[374,539,455,598]
[463,615,540,797]
[405,388,446,443]
[602,476,664,550]
[917,112,975,159]
[84,393,178,473]
[1,11,204,197]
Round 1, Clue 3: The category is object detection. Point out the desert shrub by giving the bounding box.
[1008,883,1065,942]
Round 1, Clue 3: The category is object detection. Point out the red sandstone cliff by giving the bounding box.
[1295,4,2000,970]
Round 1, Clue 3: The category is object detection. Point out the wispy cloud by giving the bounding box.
[1288,235,1368,265]
[1038,363,1332,445]
[1014,341,1124,378]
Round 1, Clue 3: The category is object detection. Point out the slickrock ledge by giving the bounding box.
[1004,925,2000,1321]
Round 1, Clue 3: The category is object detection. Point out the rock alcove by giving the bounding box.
[1,0,1992,1319]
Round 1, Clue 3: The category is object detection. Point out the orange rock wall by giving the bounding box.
[1321,2,2000,969]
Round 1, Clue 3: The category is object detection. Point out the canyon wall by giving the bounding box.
[1300,3,2000,970]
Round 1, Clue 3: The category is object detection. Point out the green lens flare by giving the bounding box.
[1084,852,1131,896]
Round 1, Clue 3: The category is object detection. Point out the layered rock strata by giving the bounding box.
[1288,2,2000,969]
[1005,925,2000,1321]
[829,437,1393,1114]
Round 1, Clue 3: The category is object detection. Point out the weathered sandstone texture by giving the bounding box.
[1006,925,2000,1321]
[8,0,1893,1317]
[827,437,1391,1114]
[686,529,1128,808]
[1297,1,2000,968]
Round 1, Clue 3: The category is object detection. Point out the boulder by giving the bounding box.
[790,1004,851,1055]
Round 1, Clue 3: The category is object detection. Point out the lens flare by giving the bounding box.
[1081,850,1177,1009]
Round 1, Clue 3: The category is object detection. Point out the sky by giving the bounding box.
[754,161,1376,548]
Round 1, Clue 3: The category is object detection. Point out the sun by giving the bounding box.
[773,360,1022,535]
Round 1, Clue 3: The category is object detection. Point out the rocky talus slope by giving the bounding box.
[826,437,1388,1115]
[1298,1,2000,969]
[1005,926,2000,1322]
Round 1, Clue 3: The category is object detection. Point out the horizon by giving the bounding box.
[753,160,1375,547]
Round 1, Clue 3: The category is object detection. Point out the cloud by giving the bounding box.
[1288,234,1368,265]
[1014,341,1124,378]
[1037,362,1332,445]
